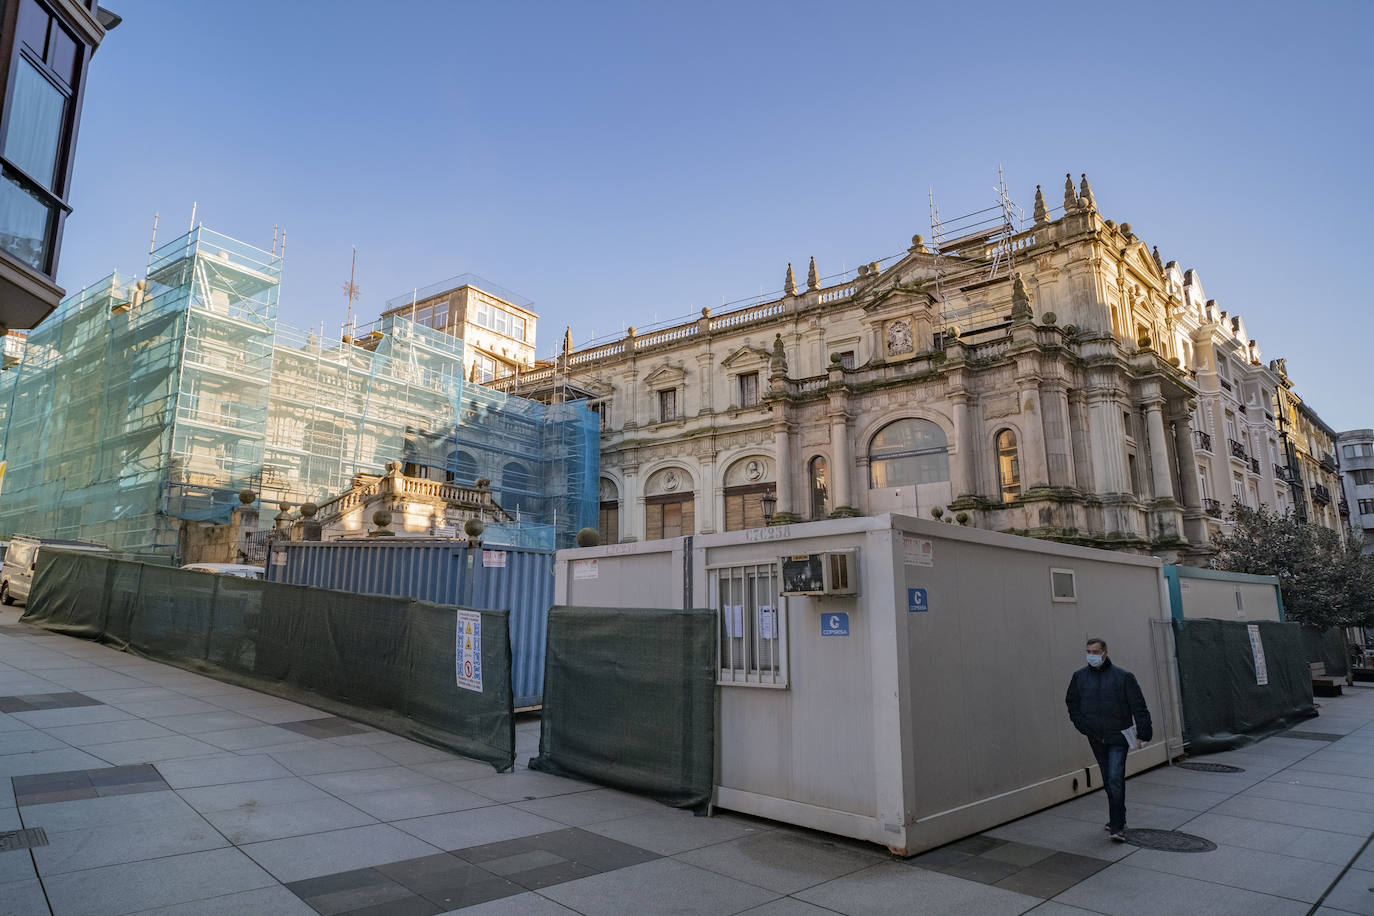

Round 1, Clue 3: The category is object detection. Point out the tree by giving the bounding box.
[1211,503,1374,630]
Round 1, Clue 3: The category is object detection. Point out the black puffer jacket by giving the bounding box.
[1065,658,1153,744]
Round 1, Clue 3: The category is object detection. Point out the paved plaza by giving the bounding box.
[2,607,1374,915]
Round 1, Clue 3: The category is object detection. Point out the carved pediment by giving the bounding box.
[719,345,770,370]
[642,362,686,388]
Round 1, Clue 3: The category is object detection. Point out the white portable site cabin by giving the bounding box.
[555,513,1183,855]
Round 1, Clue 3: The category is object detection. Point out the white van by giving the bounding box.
[1,535,109,606]
[179,563,265,580]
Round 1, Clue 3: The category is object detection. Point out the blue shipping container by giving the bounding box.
[267,539,554,709]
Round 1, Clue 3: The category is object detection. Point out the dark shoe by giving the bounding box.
[1110,829,1127,842]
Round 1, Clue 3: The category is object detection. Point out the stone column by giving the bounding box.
[1143,397,1175,500]
[1019,382,1050,489]
[1171,410,1202,510]
[1044,380,1076,487]
[1086,390,1128,494]
[623,464,644,542]
[830,411,852,510]
[951,392,978,498]
[774,417,794,514]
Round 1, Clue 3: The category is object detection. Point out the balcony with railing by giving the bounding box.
[1229,439,1248,460]
[1274,463,1290,482]
[1250,458,1260,475]
[1320,454,1338,473]
[1203,498,1223,518]
[1195,430,1213,452]
[1312,483,1332,504]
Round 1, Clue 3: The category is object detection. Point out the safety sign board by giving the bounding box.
[821,613,850,637]
[903,536,934,567]
[455,610,483,693]
[481,549,507,568]
[908,588,929,612]
[1247,623,1268,686]
[573,559,599,580]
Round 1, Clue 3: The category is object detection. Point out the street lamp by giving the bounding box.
[761,489,777,524]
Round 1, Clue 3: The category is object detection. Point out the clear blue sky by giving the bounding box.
[61,0,1372,429]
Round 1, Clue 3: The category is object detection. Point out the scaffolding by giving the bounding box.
[0,227,598,557]
[928,168,1028,334]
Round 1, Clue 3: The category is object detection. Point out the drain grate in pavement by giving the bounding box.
[1282,731,1344,742]
[0,828,49,852]
[1124,829,1216,853]
[1175,761,1245,773]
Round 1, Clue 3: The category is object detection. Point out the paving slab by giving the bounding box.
[675,829,887,895]
[155,752,294,788]
[585,807,770,856]
[394,805,569,851]
[541,856,779,915]
[1317,864,1374,915]
[240,822,444,883]
[344,782,495,821]
[0,876,48,916]
[200,795,378,844]
[1054,861,1310,915]
[1177,811,1365,865]
[306,765,440,796]
[33,810,229,874]
[42,846,277,916]
[796,860,1040,915]
[1121,840,1341,903]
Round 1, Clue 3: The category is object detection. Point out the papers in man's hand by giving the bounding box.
[1122,724,1139,750]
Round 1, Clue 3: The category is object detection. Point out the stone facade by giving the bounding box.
[1339,429,1374,553]
[489,176,1347,560]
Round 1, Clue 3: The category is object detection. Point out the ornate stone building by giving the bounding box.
[493,174,1348,560]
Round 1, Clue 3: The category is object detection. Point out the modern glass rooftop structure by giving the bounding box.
[0,227,598,556]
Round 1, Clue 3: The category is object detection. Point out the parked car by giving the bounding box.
[179,563,266,580]
[1,535,109,606]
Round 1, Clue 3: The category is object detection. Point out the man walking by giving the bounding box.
[1065,638,1152,842]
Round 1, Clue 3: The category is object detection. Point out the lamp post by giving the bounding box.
[761,489,777,524]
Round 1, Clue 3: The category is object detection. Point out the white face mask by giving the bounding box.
[1086,653,1105,668]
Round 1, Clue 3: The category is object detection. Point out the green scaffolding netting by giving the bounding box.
[531,606,717,810]
[23,548,515,770]
[0,227,598,557]
[1173,618,1318,754]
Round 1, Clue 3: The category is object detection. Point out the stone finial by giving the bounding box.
[1078,173,1095,210]
[468,362,479,382]
[1010,273,1032,321]
[909,234,930,254]
[1033,185,1049,224]
[562,325,573,356]
[769,333,788,377]
[807,256,819,290]
[784,263,797,296]
[300,502,318,518]
[238,489,256,506]
[1152,246,1164,271]
[1063,173,1079,211]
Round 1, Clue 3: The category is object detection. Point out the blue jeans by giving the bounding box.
[1087,737,1128,830]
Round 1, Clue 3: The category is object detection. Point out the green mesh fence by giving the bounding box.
[530,606,716,810]
[1302,626,1348,678]
[23,549,514,770]
[1173,618,1317,754]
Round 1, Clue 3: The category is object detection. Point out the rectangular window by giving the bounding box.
[837,350,855,370]
[722,484,769,531]
[738,372,758,407]
[711,562,787,687]
[1347,445,1357,459]
[0,171,54,271]
[1050,568,1076,602]
[471,353,496,382]
[1360,499,1374,515]
[4,58,66,191]
[1352,469,1374,486]
[598,501,619,543]
[658,388,677,422]
[646,494,693,540]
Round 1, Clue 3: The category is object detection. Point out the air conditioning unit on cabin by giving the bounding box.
[780,550,858,597]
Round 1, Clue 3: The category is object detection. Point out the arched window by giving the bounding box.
[501,461,535,515]
[808,456,829,519]
[868,419,949,488]
[448,451,478,485]
[996,429,1021,503]
[599,478,619,544]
